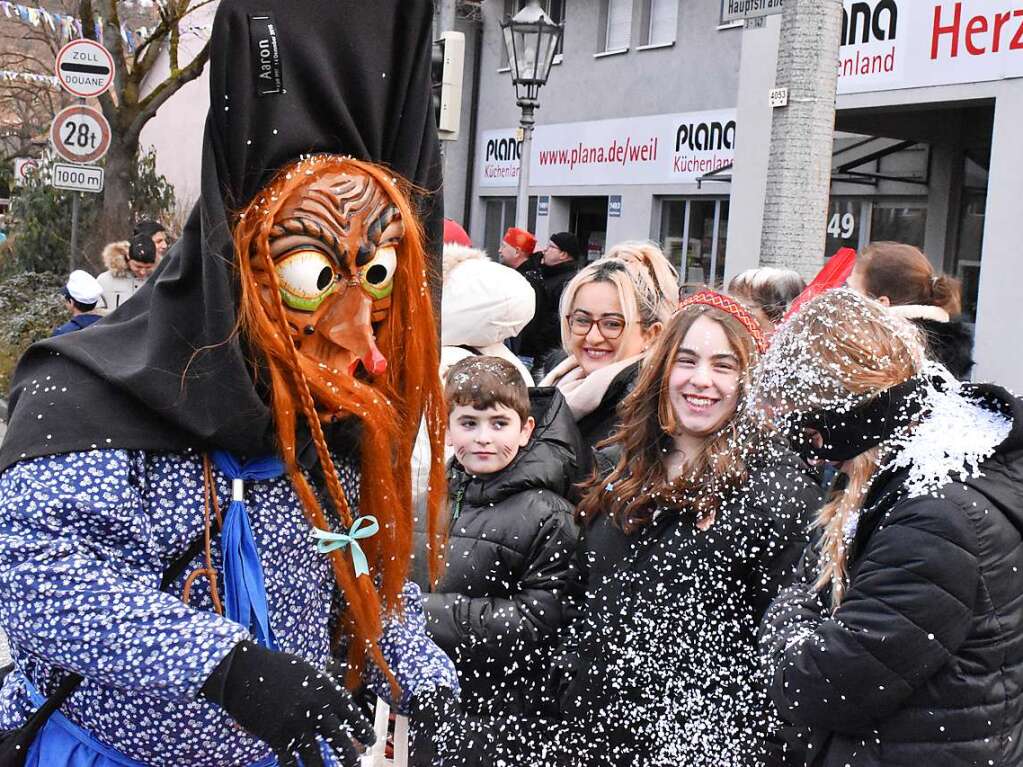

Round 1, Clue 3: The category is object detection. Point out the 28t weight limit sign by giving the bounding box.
[50,105,111,165]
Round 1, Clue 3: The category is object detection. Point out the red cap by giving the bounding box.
[503,227,536,254]
[443,219,472,247]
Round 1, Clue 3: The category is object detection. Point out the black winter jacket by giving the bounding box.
[550,446,822,766]
[761,384,1023,767]
[913,316,974,380]
[536,260,579,355]
[424,388,583,716]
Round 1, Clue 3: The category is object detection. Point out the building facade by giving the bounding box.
[141,0,1023,389]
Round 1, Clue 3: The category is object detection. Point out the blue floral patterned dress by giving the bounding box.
[0,447,360,766]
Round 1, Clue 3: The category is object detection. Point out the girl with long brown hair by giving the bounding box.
[551,291,821,765]
[757,289,1023,767]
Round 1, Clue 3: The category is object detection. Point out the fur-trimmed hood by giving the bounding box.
[441,243,535,348]
[101,241,131,278]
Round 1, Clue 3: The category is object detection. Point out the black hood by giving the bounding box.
[0,0,442,471]
[960,384,1023,534]
[454,387,586,506]
[912,317,975,381]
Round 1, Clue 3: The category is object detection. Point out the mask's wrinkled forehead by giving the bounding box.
[268,171,404,269]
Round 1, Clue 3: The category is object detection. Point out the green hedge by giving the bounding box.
[0,272,66,394]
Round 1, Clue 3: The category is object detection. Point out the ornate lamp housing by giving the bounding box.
[500,1,563,103]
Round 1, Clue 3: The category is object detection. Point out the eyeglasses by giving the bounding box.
[567,312,627,340]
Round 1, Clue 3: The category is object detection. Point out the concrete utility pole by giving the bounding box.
[759,0,844,278]
[439,0,457,34]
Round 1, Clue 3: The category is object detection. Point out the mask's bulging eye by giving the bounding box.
[275,250,338,312]
[360,246,397,300]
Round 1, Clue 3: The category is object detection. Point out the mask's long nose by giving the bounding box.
[318,285,389,376]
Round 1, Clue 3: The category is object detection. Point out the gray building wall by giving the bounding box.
[727,16,1023,391]
[460,0,745,247]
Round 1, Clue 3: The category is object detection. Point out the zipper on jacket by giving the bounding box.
[450,486,466,528]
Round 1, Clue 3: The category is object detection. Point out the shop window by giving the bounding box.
[641,0,678,46]
[825,199,864,257]
[659,197,728,288]
[483,197,538,258]
[954,190,986,322]
[825,198,926,258]
[870,202,927,249]
[601,0,633,52]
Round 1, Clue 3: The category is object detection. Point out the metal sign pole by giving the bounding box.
[69,192,80,271]
[67,96,85,271]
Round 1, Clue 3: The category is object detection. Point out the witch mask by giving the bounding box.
[252,169,403,380]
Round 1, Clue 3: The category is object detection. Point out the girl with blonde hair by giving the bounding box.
[756,288,1023,767]
[539,246,676,447]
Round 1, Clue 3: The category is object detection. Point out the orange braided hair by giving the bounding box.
[233,156,447,687]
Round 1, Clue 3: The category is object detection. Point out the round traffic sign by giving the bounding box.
[54,39,114,98]
[50,105,111,164]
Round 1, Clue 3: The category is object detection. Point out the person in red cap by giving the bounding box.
[499,227,547,369]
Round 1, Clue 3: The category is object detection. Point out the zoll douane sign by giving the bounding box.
[51,163,104,193]
[50,104,111,165]
[54,39,114,98]
[837,0,1023,95]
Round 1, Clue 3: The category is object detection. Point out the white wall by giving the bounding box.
[973,79,1023,392]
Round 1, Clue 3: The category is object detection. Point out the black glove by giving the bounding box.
[201,641,375,767]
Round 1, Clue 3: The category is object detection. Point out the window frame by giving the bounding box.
[641,0,678,48]
[600,0,633,54]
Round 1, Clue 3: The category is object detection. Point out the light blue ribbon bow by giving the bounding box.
[311,516,380,578]
[211,450,285,651]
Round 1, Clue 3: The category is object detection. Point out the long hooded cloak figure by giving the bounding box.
[0,1,455,765]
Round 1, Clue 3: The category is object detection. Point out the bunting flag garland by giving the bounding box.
[0,1,208,46]
[0,68,60,87]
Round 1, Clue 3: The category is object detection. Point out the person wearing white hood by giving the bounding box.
[439,243,536,386]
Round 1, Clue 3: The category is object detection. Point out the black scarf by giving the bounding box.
[0,0,442,472]
[791,376,929,462]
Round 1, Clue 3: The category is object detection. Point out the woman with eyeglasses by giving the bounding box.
[539,252,676,448]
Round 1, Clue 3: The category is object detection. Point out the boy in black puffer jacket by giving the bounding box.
[425,355,581,717]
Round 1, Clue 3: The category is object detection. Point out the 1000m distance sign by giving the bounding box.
[55,39,114,98]
[50,105,111,164]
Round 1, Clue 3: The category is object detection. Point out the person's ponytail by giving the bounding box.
[930,274,962,317]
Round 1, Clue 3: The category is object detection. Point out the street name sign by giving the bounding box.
[50,105,111,165]
[721,0,784,24]
[51,163,104,193]
[55,39,114,98]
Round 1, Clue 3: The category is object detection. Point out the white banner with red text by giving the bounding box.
[837,0,1023,95]
[478,109,737,189]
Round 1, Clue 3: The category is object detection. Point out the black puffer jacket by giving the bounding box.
[550,446,822,766]
[761,384,1023,766]
[424,388,583,716]
[913,316,974,380]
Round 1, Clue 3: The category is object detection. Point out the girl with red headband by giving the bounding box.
[412,292,822,766]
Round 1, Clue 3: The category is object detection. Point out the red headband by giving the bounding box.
[678,290,768,354]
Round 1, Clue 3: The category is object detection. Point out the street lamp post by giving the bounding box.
[501,1,562,230]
